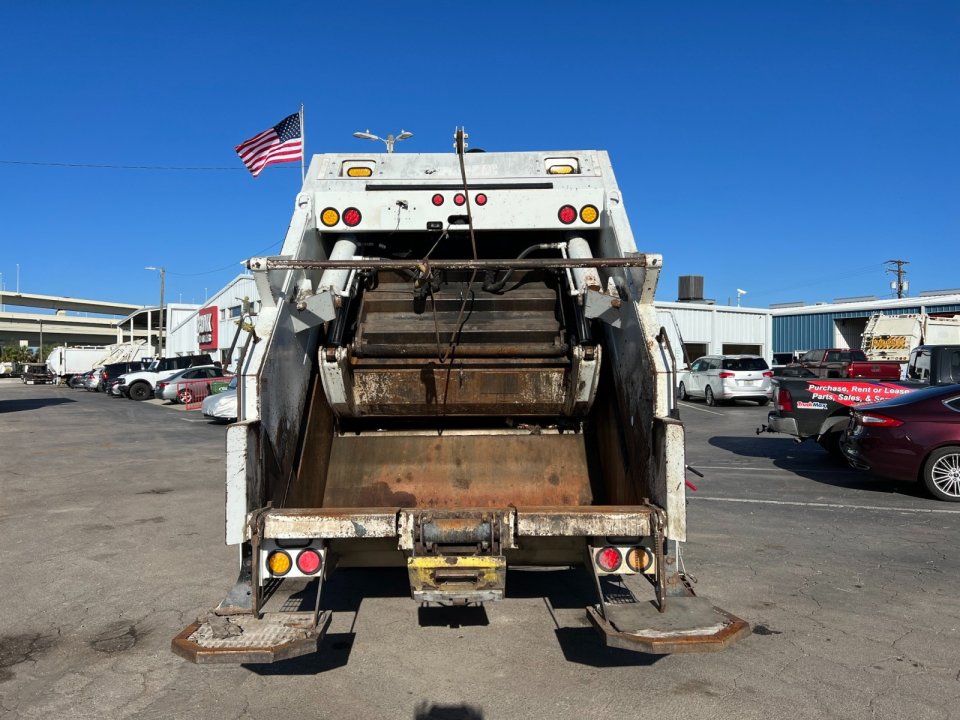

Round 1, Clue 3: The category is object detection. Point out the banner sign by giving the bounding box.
[198,306,219,350]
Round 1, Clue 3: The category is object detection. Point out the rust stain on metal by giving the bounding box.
[321,433,594,509]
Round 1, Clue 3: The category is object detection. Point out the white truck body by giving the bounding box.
[173,145,748,664]
[862,313,960,363]
[46,341,154,381]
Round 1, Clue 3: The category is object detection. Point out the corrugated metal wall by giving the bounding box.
[655,302,772,358]
[773,301,960,352]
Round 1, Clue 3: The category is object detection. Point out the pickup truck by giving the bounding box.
[760,345,960,453]
[794,348,901,379]
[21,363,55,385]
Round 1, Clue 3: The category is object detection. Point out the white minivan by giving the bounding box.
[678,355,773,406]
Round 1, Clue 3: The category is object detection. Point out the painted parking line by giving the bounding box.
[689,495,960,515]
[678,402,724,416]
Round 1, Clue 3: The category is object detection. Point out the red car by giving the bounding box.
[842,384,960,502]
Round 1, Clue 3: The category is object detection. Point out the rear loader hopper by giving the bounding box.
[173,136,749,664]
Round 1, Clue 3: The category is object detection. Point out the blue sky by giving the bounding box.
[1,2,957,312]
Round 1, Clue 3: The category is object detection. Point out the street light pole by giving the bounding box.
[145,266,166,357]
[352,129,414,153]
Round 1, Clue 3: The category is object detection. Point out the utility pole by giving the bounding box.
[885,259,909,299]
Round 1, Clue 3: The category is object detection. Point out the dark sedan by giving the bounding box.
[842,384,960,502]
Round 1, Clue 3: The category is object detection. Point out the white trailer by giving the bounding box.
[173,137,749,664]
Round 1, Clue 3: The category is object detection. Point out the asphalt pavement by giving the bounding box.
[1,381,958,720]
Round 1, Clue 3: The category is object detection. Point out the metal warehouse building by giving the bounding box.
[166,275,259,368]
[656,301,773,366]
[772,293,960,354]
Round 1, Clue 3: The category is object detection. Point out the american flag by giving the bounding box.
[235,112,302,177]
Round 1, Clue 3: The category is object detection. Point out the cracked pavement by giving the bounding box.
[1,381,959,719]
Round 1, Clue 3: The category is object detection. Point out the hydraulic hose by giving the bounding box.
[482,242,567,293]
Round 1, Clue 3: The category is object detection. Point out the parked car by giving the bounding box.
[202,376,238,422]
[107,377,125,397]
[841,383,960,502]
[84,368,104,391]
[678,355,773,406]
[21,364,54,384]
[155,365,228,403]
[119,354,214,401]
[99,360,153,392]
[68,371,91,388]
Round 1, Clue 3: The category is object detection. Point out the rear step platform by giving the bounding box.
[587,596,750,654]
[172,611,330,664]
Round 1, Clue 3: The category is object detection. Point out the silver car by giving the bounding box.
[83,368,104,391]
[154,366,228,403]
[678,355,773,406]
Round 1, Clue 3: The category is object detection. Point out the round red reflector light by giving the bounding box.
[454,193,466,206]
[432,193,444,206]
[475,193,487,206]
[595,546,622,572]
[558,205,577,224]
[296,549,322,575]
[342,207,362,227]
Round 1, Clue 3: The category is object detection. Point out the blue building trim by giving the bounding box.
[773,302,960,353]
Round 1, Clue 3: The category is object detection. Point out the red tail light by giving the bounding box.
[157,382,167,390]
[431,193,444,206]
[777,387,793,412]
[342,207,362,227]
[475,193,487,206]
[558,205,577,224]
[718,371,735,378]
[859,412,903,428]
[595,547,622,572]
[296,549,322,575]
[762,371,773,378]
[453,193,466,206]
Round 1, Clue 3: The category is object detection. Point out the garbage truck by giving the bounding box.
[173,133,750,663]
[861,313,960,364]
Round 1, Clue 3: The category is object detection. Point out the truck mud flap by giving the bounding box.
[586,597,749,654]
[171,611,330,664]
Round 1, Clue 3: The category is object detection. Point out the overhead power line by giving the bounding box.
[0,159,297,171]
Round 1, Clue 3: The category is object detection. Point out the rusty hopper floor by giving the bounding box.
[320,432,594,509]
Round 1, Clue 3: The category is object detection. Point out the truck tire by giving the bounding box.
[678,382,688,401]
[922,446,960,502]
[705,386,717,406]
[129,382,151,401]
[817,430,843,456]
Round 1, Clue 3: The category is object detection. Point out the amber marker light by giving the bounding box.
[321,208,340,227]
[580,205,599,224]
[626,547,653,573]
[346,166,373,177]
[267,551,292,576]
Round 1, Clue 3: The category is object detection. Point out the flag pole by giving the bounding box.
[299,103,306,184]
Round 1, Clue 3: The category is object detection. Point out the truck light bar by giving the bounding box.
[249,256,656,272]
